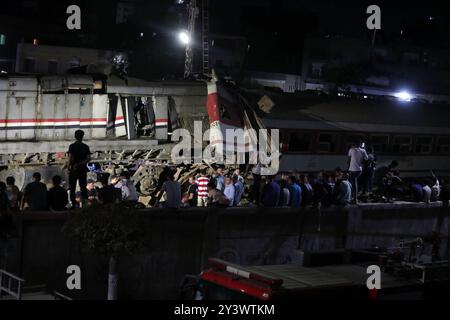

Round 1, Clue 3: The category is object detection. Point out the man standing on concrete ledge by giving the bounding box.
[67,130,91,208]
[348,142,368,204]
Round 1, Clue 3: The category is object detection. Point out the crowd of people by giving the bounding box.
[0,171,144,212]
[2,136,450,212]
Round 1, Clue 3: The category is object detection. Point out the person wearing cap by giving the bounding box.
[67,130,91,208]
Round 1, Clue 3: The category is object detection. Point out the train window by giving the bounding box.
[415,136,433,154]
[318,133,337,153]
[392,135,412,153]
[288,132,313,153]
[437,137,450,154]
[369,135,389,153]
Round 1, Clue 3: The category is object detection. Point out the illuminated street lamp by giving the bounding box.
[395,91,412,102]
[178,31,190,45]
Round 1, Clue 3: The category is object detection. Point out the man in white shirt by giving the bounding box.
[223,176,236,207]
[233,169,245,184]
[348,142,368,204]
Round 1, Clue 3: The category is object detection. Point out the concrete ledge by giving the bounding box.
[3,202,449,299]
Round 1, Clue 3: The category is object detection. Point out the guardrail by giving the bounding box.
[0,269,25,300]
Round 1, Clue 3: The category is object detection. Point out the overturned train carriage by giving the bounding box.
[0,74,208,189]
[1,74,450,190]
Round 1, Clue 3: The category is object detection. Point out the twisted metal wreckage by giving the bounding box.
[0,72,275,206]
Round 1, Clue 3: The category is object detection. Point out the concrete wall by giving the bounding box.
[1,203,449,300]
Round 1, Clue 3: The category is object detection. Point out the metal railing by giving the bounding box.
[0,269,25,300]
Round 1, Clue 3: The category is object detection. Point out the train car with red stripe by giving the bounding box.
[209,81,450,177]
[0,74,207,189]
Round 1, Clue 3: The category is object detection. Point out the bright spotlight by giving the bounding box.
[178,31,190,45]
[395,91,412,102]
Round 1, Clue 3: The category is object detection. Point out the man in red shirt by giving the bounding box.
[195,169,210,207]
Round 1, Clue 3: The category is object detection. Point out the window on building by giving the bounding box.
[437,137,450,154]
[318,133,337,153]
[0,60,10,73]
[369,135,389,153]
[288,132,313,153]
[69,57,81,69]
[48,60,58,74]
[392,135,412,153]
[311,62,324,78]
[24,57,35,73]
[415,136,433,154]
[0,34,5,45]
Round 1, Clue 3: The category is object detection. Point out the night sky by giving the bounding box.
[2,0,450,78]
[2,0,450,44]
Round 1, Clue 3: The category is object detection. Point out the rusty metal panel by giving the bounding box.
[53,94,67,141]
[79,93,93,139]
[40,76,66,92]
[67,75,93,90]
[65,94,81,140]
[8,77,38,93]
[0,79,7,140]
[20,95,38,140]
[4,77,38,141]
[37,94,56,140]
[92,94,108,139]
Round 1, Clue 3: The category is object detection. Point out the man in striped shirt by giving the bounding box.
[195,169,210,207]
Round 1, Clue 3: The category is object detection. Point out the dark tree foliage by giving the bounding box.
[63,203,145,258]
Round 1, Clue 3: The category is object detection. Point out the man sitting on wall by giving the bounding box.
[22,172,48,211]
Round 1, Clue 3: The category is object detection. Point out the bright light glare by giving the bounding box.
[178,31,190,45]
[395,91,412,102]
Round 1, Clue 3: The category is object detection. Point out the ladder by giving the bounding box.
[201,0,210,75]
[0,269,25,300]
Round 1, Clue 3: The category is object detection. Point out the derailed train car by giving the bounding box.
[256,92,450,177]
[1,73,450,191]
[210,83,450,177]
[0,74,208,189]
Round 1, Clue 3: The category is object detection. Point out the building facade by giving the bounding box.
[15,43,115,74]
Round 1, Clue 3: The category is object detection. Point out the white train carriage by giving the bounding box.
[258,93,450,176]
[0,74,207,189]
